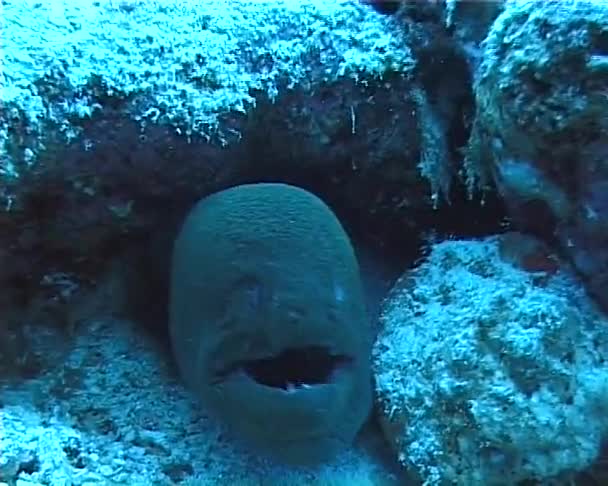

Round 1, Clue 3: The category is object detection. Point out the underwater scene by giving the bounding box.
[1,0,608,484]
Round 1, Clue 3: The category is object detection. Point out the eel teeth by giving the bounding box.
[285,382,313,393]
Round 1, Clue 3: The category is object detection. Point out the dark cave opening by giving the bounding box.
[239,346,353,390]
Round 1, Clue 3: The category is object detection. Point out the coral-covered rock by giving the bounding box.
[465,0,608,308]
[372,235,608,485]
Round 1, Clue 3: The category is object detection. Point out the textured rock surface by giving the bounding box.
[372,235,608,485]
[169,183,373,464]
[464,0,608,308]
[0,0,415,177]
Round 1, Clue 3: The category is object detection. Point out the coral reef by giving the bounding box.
[0,0,429,338]
[3,1,608,484]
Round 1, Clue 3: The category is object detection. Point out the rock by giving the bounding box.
[372,235,608,485]
[464,0,608,309]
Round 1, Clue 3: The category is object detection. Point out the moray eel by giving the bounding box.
[169,183,372,464]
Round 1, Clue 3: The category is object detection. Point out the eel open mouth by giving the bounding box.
[223,346,353,391]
